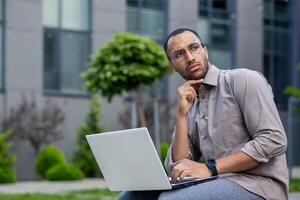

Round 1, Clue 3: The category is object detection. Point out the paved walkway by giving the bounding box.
[0,178,299,199]
[0,178,107,194]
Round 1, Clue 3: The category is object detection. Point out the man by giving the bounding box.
[118,28,288,200]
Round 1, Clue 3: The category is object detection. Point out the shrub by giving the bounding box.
[35,145,65,178]
[45,163,84,181]
[160,143,170,163]
[73,95,105,177]
[2,97,65,154]
[0,168,16,183]
[0,130,16,183]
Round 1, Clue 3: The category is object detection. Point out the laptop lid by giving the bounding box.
[86,127,172,191]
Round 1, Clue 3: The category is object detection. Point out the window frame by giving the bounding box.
[43,0,92,96]
[198,0,234,69]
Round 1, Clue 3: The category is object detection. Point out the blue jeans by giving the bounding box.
[117,178,264,200]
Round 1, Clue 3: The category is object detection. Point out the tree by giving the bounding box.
[73,95,106,177]
[81,32,171,153]
[81,32,170,101]
[2,96,65,154]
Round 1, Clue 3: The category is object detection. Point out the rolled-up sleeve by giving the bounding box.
[232,70,287,163]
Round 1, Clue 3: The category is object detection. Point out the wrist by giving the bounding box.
[205,159,218,176]
[176,112,187,119]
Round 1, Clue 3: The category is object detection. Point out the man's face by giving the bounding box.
[167,31,209,80]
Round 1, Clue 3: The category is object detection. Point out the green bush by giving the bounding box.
[73,95,105,177]
[0,168,16,183]
[35,145,65,178]
[45,163,84,181]
[0,130,16,183]
[160,143,170,163]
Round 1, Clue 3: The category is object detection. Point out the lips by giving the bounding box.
[186,63,200,72]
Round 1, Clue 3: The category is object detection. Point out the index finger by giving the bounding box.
[183,79,203,87]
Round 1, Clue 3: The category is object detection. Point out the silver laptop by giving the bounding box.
[86,127,218,191]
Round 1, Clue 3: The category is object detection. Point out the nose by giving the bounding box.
[185,50,195,64]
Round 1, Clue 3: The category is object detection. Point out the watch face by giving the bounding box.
[208,159,216,166]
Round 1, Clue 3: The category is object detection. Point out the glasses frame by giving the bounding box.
[169,41,204,62]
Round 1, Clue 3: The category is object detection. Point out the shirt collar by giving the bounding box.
[203,64,220,86]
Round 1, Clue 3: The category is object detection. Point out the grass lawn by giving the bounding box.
[290,178,300,193]
[0,189,120,200]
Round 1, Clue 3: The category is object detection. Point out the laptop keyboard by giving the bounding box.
[168,176,196,184]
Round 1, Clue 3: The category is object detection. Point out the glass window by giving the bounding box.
[127,6,140,34]
[196,19,210,44]
[140,8,164,42]
[211,23,230,45]
[263,0,291,107]
[197,0,233,69]
[212,0,226,10]
[126,0,166,44]
[43,0,91,94]
[60,31,90,93]
[61,0,89,31]
[44,30,60,90]
[210,49,231,69]
[42,0,59,28]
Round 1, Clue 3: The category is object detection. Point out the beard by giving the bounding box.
[180,59,210,80]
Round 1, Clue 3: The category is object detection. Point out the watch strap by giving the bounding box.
[205,159,218,176]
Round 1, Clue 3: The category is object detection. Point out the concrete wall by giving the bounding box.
[4,0,43,180]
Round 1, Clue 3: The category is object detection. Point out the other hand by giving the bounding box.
[171,159,211,181]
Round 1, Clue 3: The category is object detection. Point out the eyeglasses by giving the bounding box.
[169,42,204,62]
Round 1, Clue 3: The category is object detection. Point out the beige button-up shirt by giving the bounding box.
[165,65,288,200]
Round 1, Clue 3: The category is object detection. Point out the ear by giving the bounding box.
[203,46,209,59]
[169,61,177,72]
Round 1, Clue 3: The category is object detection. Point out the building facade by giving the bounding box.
[0,0,299,179]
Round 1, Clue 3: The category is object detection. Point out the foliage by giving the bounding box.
[45,163,84,181]
[0,168,16,183]
[0,189,120,200]
[290,178,300,192]
[2,96,65,153]
[35,145,65,179]
[284,63,300,98]
[160,143,170,163]
[284,63,300,111]
[0,130,16,183]
[81,32,171,101]
[284,86,300,98]
[73,95,106,177]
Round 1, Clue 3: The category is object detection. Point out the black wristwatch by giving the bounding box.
[205,159,218,176]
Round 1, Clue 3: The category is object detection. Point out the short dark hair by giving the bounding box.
[163,28,204,61]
